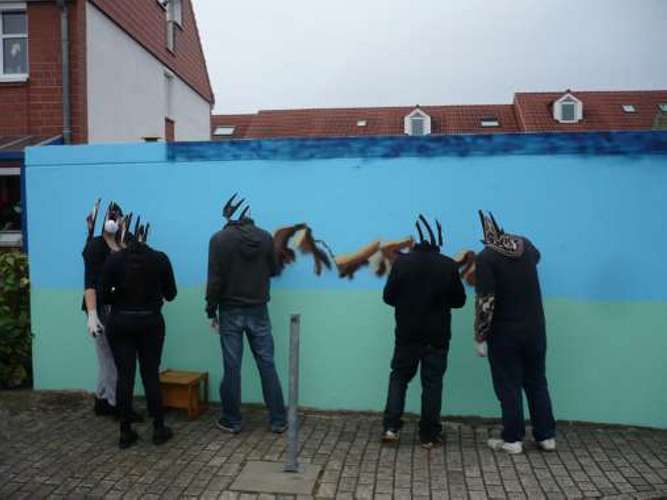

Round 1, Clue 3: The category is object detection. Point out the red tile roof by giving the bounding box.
[89,0,214,104]
[514,90,667,132]
[213,90,667,140]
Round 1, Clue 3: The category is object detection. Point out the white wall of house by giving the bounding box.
[86,2,211,143]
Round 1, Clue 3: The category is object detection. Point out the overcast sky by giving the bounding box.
[194,0,667,114]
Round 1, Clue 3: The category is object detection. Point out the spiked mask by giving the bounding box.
[478,210,524,257]
[415,214,444,250]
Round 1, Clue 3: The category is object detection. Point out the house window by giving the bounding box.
[560,101,576,121]
[659,103,667,113]
[356,120,367,127]
[165,118,175,142]
[1,8,28,78]
[622,104,636,113]
[404,108,431,136]
[0,170,22,248]
[481,117,500,128]
[164,0,182,52]
[553,92,583,123]
[214,126,235,136]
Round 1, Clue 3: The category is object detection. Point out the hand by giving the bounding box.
[87,310,104,338]
[475,341,488,358]
[210,318,219,333]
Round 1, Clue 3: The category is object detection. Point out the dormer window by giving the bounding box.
[356,120,367,127]
[553,92,583,124]
[659,103,667,113]
[622,105,636,113]
[160,0,182,52]
[404,108,431,136]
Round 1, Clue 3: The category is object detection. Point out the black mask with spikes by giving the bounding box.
[223,193,253,225]
[478,210,524,257]
[415,214,444,250]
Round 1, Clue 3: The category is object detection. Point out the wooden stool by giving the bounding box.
[159,369,209,419]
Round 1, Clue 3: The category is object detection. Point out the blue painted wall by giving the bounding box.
[25,132,667,427]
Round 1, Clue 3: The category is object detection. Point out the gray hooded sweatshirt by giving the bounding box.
[206,220,278,315]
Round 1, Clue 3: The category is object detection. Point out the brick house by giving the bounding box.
[212,90,667,140]
[0,0,214,248]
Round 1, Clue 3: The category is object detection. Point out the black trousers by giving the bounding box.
[488,332,556,443]
[383,342,449,441]
[108,312,165,426]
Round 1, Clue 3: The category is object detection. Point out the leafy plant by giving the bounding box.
[0,251,32,388]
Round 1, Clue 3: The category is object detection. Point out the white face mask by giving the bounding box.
[104,219,119,235]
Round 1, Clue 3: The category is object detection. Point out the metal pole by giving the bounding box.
[284,314,301,473]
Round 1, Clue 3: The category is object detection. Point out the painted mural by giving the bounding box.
[25,131,667,428]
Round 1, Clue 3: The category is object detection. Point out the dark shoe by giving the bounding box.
[94,398,117,416]
[119,429,139,449]
[216,419,241,434]
[152,426,174,446]
[271,424,288,434]
[420,434,444,449]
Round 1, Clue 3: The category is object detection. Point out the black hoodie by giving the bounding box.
[383,244,466,348]
[206,219,279,314]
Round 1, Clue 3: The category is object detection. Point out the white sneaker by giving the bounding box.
[487,438,523,454]
[382,430,399,443]
[537,438,556,451]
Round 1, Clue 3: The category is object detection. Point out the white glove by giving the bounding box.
[475,341,488,358]
[87,310,104,338]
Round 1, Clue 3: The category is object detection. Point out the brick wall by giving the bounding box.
[0,2,87,143]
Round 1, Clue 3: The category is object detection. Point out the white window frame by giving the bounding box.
[659,103,667,113]
[404,108,431,136]
[622,104,636,113]
[553,92,583,124]
[213,126,236,137]
[0,2,28,82]
[481,117,500,128]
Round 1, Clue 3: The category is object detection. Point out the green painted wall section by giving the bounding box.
[31,288,667,428]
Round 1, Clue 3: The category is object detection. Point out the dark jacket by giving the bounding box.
[81,236,112,317]
[475,237,545,336]
[383,244,466,348]
[100,243,177,313]
[206,220,278,315]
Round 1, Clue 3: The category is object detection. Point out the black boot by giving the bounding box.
[94,397,117,416]
[152,419,173,446]
[119,424,139,449]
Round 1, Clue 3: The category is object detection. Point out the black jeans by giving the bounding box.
[488,332,556,443]
[108,312,165,426]
[383,342,448,441]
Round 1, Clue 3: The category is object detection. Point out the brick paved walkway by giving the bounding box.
[1,391,666,499]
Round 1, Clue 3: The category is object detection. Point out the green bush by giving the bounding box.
[0,251,32,388]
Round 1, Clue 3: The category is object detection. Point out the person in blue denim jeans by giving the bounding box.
[205,197,287,433]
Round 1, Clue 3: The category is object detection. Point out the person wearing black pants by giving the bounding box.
[101,224,177,449]
[474,211,556,455]
[382,215,466,448]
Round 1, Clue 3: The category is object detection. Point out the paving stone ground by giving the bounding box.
[1,390,666,499]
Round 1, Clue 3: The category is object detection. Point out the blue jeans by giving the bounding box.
[383,342,449,441]
[488,332,556,443]
[218,304,286,431]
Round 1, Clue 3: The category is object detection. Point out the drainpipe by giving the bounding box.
[57,0,71,144]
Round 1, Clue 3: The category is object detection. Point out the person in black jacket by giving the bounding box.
[382,216,466,448]
[101,223,177,449]
[81,202,124,416]
[206,196,286,434]
[474,211,556,455]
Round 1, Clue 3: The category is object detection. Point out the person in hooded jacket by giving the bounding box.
[381,216,466,449]
[205,201,287,434]
[474,211,556,455]
[101,225,177,449]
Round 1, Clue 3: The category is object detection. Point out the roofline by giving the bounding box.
[87,1,214,104]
